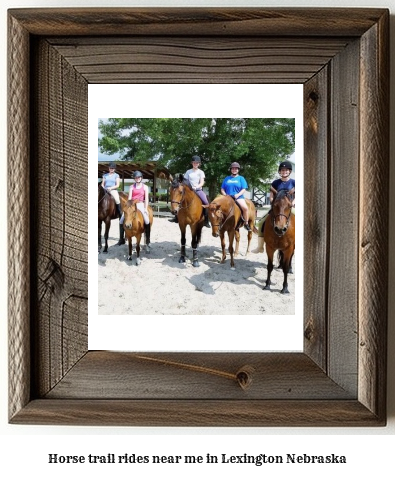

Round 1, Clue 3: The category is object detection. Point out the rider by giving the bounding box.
[169,155,210,227]
[184,156,210,228]
[102,162,125,245]
[121,170,151,246]
[252,160,295,253]
[221,162,252,231]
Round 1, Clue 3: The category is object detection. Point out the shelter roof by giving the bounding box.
[98,160,171,181]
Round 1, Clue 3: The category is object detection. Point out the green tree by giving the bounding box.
[99,118,294,199]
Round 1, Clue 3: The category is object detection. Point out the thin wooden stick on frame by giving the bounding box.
[8,8,389,426]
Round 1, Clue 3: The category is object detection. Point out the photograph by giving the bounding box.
[89,84,304,352]
[97,117,297,316]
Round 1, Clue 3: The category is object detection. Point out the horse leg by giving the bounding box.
[179,225,186,263]
[103,218,111,253]
[228,230,235,270]
[246,229,253,255]
[98,220,102,252]
[234,229,240,257]
[127,236,133,261]
[190,225,200,268]
[135,234,141,266]
[280,249,294,293]
[264,245,275,290]
[220,232,226,264]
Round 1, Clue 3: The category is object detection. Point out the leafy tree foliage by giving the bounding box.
[99,118,294,197]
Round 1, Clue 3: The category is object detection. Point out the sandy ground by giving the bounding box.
[98,216,295,315]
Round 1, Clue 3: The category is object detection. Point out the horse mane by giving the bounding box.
[170,175,193,191]
[274,189,289,200]
[273,189,293,202]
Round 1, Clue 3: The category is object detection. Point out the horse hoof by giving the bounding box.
[263,285,271,291]
[179,257,185,263]
[127,255,132,261]
[231,267,235,271]
[281,289,290,294]
[136,259,141,266]
[192,261,199,268]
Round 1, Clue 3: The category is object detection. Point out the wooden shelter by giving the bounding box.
[98,160,172,194]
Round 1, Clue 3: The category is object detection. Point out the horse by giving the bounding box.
[206,195,257,270]
[263,187,295,294]
[98,182,127,253]
[122,199,154,265]
[169,174,205,267]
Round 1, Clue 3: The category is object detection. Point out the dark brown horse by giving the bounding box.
[122,199,154,265]
[263,187,295,294]
[169,174,204,267]
[98,182,126,253]
[206,195,257,269]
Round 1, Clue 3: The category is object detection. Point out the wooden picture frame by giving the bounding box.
[8,8,389,426]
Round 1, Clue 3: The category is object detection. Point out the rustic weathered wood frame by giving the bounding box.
[8,8,389,426]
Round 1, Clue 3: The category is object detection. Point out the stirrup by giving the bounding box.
[244,221,252,231]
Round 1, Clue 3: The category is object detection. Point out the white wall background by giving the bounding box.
[1,1,394,476]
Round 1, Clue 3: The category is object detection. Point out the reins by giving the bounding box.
[98,185,111,205]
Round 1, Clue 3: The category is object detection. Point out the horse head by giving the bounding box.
[169,174,186,215]
[123,200,140,230]
[271,188,294,236]
[207,197,233,238]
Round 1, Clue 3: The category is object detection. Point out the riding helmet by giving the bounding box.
[229,162,241,170]
[133,170,143,178]
[278,160,293,172]
[109,162,117,169]
[191,155,201,163]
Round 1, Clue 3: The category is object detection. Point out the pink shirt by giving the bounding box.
[131,184,145,202]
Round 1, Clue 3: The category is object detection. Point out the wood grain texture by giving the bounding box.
[8,13,31,421]
[30,39,88,397]
[327,39,360,396]
[7,8,389,426]
[8,8,388,37]
[11,399,383,427]
[303,67,329,370]
[358,12,389,419]
[49,37,350,84]
[46,352,354,400]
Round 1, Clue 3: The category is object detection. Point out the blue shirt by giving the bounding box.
[271,178,295,193]
[103,172,119,188]
[221,175,248,198]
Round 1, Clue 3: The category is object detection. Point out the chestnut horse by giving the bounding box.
[263,187,295,294]
[206,195,257,270]
[122,199,153,265]
[98,182,127,253]
[169,174,204,267]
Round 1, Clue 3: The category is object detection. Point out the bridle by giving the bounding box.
[170,183,193,211]
[271,191,293,237]
[210,201,235,233]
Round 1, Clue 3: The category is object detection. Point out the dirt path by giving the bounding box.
[98,217,295,315]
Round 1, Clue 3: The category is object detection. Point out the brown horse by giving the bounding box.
[122,199,153,265]
[263,187,295,294]
[206,195,257,269]
[169,174,204,267]
[98,182,127,253]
